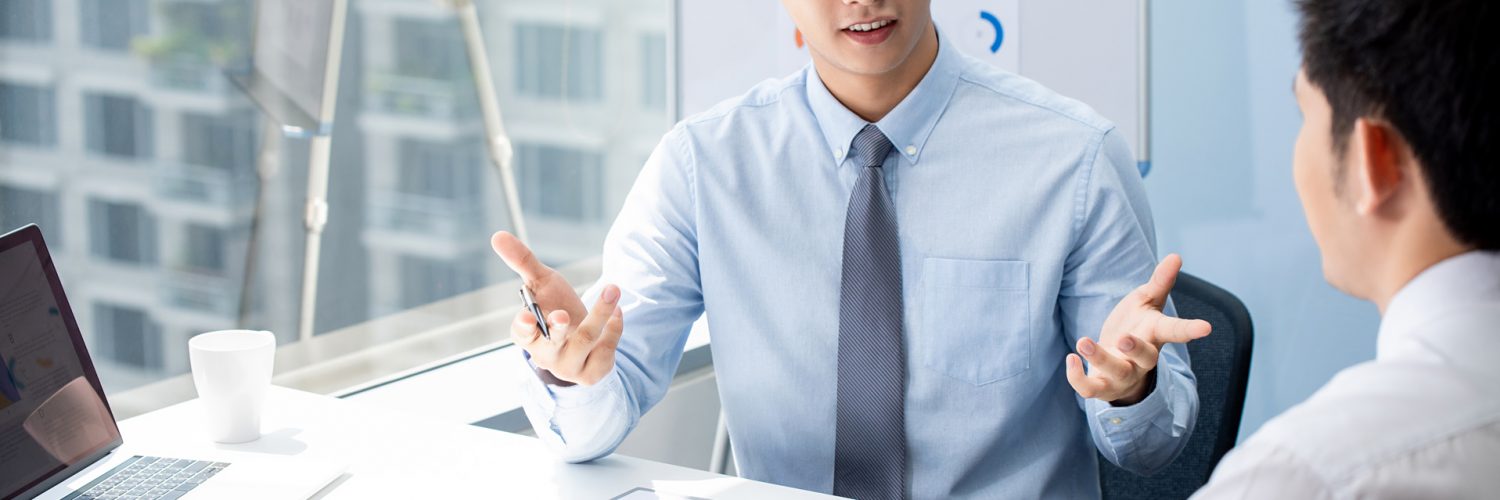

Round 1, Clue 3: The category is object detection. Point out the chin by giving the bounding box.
[828,51,906,76]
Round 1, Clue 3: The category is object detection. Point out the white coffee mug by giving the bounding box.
[188,330,275,444]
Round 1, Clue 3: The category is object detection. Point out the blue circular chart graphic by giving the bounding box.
[980,10,1005,53]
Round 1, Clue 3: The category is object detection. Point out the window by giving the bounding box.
[79,0,150,51]
[514,23,603,101]
[182,223,227,274]
[88,198,158,265]
[397,138,482,200]
[85,92,154,160]
[0,0,670,402]
[0,82,57,147]
[398,255,482,310]
[0,0,51,42]
[181,111,255,172]
[93,303,163,370]
[516,143,605,222]
[0,186,60,245]
[641,34,667,110]
[394,18,466,80]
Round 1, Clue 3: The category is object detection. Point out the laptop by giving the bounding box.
[1,225,345,500]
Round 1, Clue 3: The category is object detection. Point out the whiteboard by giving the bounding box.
[676,1,1149,172]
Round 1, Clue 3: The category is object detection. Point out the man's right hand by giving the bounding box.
[492,231,624,386]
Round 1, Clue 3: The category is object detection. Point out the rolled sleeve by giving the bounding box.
[516,350,633,463]
[1087,353,1196,475]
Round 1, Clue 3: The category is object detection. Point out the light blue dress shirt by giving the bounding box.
[517,33,1198,499]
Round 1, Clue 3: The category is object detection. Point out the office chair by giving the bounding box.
[1099,271,1255,500]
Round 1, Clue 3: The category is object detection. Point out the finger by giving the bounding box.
[1136,253,1184,309]
[1077,337,1132,381]
[546,309,572,345]
[1065,354,1108,399]
[554,285,622,375]
[1149,315,1213,345]
[491,231,550,282]
[510,310,543,348]
[1115,333,1161,372]
[579,309,625,384]
[575,285,623,345]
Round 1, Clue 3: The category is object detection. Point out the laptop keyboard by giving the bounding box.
[63,455,229,500]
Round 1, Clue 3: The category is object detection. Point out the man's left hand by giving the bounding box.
[1065,254,1212,406]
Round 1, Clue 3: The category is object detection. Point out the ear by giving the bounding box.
[1350,118,1408,216]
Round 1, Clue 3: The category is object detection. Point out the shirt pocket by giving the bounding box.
[919,258,1032,386]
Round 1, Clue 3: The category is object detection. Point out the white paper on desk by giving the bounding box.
[22,377,117,465]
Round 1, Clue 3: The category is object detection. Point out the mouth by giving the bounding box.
[841,18,897,45]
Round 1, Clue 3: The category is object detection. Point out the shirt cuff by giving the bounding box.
[519,350,622,411]
[1090,366,1172,445]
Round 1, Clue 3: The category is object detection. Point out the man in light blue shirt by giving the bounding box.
[493,1,1210,498]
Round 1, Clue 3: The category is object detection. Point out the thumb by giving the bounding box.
[491,231,549,282]
[1138,253,1184,309]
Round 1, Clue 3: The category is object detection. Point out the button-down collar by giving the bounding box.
[806,29,963,166]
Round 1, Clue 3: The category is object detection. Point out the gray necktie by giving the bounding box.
[834,124,906,500]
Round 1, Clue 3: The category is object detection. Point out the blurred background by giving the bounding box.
[0,0,1379,442]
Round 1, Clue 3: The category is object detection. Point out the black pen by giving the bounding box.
[518,285,552,340]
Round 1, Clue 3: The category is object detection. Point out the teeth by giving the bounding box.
[848,20,891,32]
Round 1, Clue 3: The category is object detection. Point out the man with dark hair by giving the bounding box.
[1192,0,1500,496]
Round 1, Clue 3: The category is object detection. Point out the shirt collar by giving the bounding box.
[1376,250,1500,359]
[805,27,964,166]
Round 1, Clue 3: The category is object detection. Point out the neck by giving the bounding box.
[1369,218,1471,314]
[814,23,939,122]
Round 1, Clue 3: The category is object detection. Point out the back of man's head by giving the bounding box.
[1296,0,1499,250]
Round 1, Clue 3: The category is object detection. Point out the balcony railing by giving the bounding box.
[150,58,232,94]
[162,268,235,316]
[368,192,486,239]
[155,162,256,209]
[365,71,479,120]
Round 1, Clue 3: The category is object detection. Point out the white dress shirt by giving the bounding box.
[1193,250,1500,499]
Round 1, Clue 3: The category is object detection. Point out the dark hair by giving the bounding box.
[1296,0,1500,250]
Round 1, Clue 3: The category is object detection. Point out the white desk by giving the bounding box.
[114,386,837,499]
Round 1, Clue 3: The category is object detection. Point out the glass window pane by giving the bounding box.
[0,186,61,245]
[80,0,150,51]
[85,93,154,160]
[88,198,157,265]
[514,23,604,102]
[93,303,162,370]
[0,82,57,146]
[1,0,670,397]
[0,0,52,42]
[182,111,254,172]
[394,18,465,80]
[182,223,227,274]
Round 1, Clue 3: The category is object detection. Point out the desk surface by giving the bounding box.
[115,386,836,499]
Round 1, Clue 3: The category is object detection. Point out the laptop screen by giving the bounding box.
[0,226,122,499]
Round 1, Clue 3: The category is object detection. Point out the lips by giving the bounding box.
[842,19,897,45]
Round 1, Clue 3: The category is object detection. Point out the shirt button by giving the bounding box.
[1109,417,1124,425]
[833,147,843,158]
[905,145,917,156]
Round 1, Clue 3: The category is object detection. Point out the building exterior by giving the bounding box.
[0,0,669,394]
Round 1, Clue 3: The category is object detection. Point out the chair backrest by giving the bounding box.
[1099,272,1254,500]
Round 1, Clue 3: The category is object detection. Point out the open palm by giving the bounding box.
[1065,254,1212,405]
